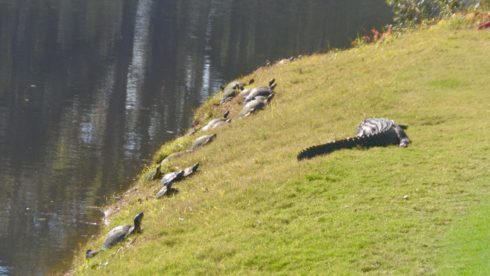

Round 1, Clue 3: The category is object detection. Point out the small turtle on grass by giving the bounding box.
[156,163,200,198]
[220,79,255,104]
[183,163,200,177]
[161,134,217,165]
[190,134,217,151]
[238,94,274,118]
[201,111,231,132]
[86,212,144,258]
[156,179,180,198]
[244,79,276,103]
[144,164,162,181]
[160,151,189,165]
[160,170,185,186]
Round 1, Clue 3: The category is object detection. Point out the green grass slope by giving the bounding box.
[73,16,490,275]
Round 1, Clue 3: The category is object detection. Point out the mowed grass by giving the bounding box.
[72,16,490,275]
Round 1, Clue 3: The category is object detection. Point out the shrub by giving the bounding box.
[482,0,490,8]
[386,0,483,26]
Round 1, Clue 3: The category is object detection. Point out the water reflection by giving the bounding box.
[0,0,391,274]
[0,264,9,276]
[124,0,153,157]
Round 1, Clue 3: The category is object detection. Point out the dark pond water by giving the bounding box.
[0,0,391,274]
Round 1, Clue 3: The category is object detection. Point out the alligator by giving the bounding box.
[297,118,410,161]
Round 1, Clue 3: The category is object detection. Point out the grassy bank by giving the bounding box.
[72,14,490,274]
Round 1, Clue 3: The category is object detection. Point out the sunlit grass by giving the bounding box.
[72,15,490,275]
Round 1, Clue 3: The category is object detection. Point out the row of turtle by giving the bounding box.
[221,78,277,118]
[152,78,278,197]
[151,78,277,199]
[86,78,278,259]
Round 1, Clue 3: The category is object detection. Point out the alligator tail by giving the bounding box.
[297,130,397,161]
[297,136,359,161]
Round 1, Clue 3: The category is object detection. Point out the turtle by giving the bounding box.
[201,119,231,131]
[239,87,252,98]
[144,164,162,181]
[156,170,185,198]
[86,212,144,258]
[220,79,255,104]
[160,151,188,165]
[220,81,243,104]
[190,134,216,151]
[201,111,231,131]
[186,126,199,136]
[276,56,297,65]
[252,94,273,102]
[183,163,200,177]
[239,79,275,99]
[156,182,177,198]
[156,163,199,198]
[160,170,185,186]
[237,94,274,118]
[244,79,276,103]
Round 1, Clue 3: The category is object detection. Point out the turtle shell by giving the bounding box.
[183,163,199,177]
[156,185,172,198]
[160,170,184,186]
[244,86,273,103]
[190,134,216,151]
[103,225,131,249]
[238,98,267,117]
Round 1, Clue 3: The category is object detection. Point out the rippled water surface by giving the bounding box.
[0,0,391,274]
